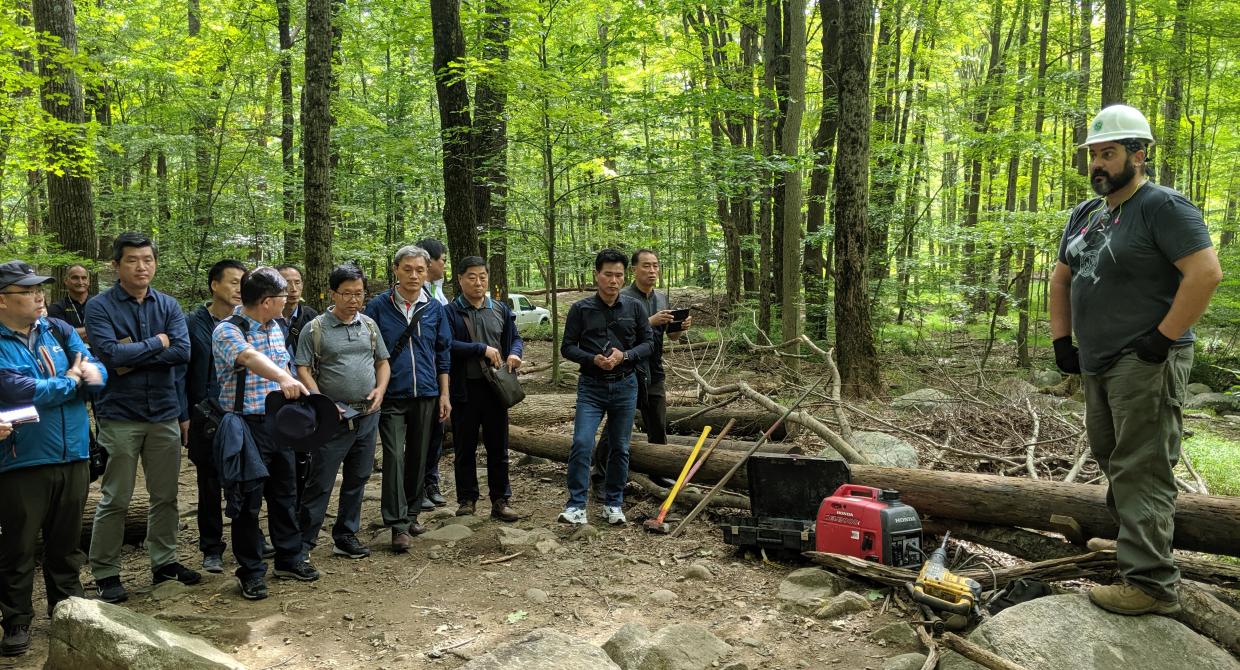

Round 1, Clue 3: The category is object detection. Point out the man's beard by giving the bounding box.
[1091,160,1137,196]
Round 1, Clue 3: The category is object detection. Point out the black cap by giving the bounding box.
[0,261,54,290]
[265,391,339,453]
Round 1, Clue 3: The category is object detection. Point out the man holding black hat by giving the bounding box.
[295,264,390,559]
[0,261,105,657]
[212,267,317,600]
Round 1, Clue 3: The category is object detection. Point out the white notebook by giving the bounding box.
[0,405,40,425]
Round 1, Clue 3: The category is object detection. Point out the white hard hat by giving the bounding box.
[1080,104,1154,148]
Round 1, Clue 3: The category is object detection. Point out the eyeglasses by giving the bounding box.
[334,291,366,301]
[0,288,45,297]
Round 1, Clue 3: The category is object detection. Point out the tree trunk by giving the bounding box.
[803,0,840,341]
[33,0,96,267]
[779,0,806,364]
[1072,0,1092,180]
[430,0,479,261]
[1017,0,1050,368]
[640,406,793,441]
[507,428,1240,558]
[277,0,297,260]
[1101,0,1126,105]
[832,0,881,398]
[78,488,148,549]
[303,0,334,304]
[1160,0,1188,188]
[473,0,510,299]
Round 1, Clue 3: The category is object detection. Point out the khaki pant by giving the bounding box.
[1082,346,1191,602]
[89,419,182,578]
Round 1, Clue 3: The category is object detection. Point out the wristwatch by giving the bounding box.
[622,350,630,363]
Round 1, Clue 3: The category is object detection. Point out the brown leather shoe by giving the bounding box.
[491,500,519,523]
[456,500,476,517]
[391,530,413,553]
[408,522,427,536]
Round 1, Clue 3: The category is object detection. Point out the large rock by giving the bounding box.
[1186,382,1213,396]
[603,622,732,670]
[939,594,1240,670]
[1186,392,1240,413]
[776,568,855,613]
[419,524,474,542]
[883,653,929,670]
[1030,370,1063,389]
[497,526,560,551]
[820,431,919,468]
[462,628,620,670]
[46,597,246,670]
[892,389,954,414]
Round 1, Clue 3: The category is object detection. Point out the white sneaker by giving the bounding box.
[602,506,627,525]
[557,507,588,525]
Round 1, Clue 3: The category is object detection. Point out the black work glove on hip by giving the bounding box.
[1133,329,1174,364]
[1053,337,1081,375]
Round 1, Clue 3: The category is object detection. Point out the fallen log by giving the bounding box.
[649,407,791,441]
[1176,580,1240,657]
[941,633,1032,670]
[510,394,578,425]
[629,474,751,510]
[79,486,148,549]
[658,433,801,455]
[506,428,1240,557]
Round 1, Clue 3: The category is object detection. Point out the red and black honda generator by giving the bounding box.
[815,484,923,568]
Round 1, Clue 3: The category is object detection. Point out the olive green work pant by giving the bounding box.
[1081,346,1192,603]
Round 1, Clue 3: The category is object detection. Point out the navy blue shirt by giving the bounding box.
[85,284,191,422]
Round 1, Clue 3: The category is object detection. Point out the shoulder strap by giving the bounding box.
[225,315,250,413]
[308,315,323,369]
[361,315,380,356]
[45,317,71,353]
[391,308,422,354]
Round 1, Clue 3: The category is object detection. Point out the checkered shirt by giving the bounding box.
[212,310,291,415]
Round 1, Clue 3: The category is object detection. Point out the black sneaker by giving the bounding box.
[419,496,436,511]
[95,576,128,603]
[260,538,276,559]
[274,561,320,582]
[1,624,30,657]
[426,484,447,506]
[237,575,268,600]
[202,554,224,574]
[153,561,202,586]
[332,535,371,559]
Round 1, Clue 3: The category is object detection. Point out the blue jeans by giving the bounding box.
[298,411,379,551]
[567,374,638,508]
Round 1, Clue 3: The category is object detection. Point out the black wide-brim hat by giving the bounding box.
[265,391,339,452]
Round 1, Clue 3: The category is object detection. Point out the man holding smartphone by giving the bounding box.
[592,249,691,493]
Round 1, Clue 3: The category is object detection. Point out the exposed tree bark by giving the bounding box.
[1160,0,1188,188]
[430,0,480,261]
[868,1,898,280]
[1101,0,1126,105]
[803,0,840,341]
[832,0,881,398]
[756,0,780,336]
[303,0,334,302]
[1072,0,1092,180]
[963,0,1005,313]
[473,0,510,298]
[778,0,806,365]
[277,0,297,260]
[1016,0,1050,368]
[33,0,96,269]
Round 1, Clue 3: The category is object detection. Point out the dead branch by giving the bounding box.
[1062,432,1090,483]
[1182,450,1210,496]
[941,632,1033,670]
[685,367,868,464]
[1023,398,1040,480]
[479,552,524,565]
[630,473,752,510]
[799,336,854,442]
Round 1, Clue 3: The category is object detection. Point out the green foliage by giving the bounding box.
[1182,429,1240,497]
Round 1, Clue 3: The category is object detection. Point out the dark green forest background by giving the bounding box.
[1,0,1237,397]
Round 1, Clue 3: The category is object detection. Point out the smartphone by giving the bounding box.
[666,308,690,332]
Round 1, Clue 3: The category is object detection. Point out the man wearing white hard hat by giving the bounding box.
[1049,104,1222,616]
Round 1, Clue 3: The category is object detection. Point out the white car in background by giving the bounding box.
[506,294,551,331]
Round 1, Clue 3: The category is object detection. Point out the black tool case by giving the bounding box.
[719,454,851,552]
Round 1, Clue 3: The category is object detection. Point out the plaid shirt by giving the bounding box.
[211,309,291,415]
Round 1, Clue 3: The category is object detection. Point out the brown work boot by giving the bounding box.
[1089,583,1181,616]
[391,529,413,553]
[490,499,519,523]
[1086,537,1117,552]
[456,500,476,517]
[408,521,427,536]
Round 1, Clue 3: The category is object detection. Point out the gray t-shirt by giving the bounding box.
[295,310,390,405]
[1057,182,1212,374]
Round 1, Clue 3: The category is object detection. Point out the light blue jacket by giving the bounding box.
[0,317,107,474]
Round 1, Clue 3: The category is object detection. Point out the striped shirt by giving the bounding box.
[211,309,291,415]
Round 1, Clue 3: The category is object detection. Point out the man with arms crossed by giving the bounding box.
[87,233,199,603]
[1049,104,1222,616]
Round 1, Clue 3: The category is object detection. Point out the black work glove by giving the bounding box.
[1053,336,1081,375]
[1133,329,1174,364]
